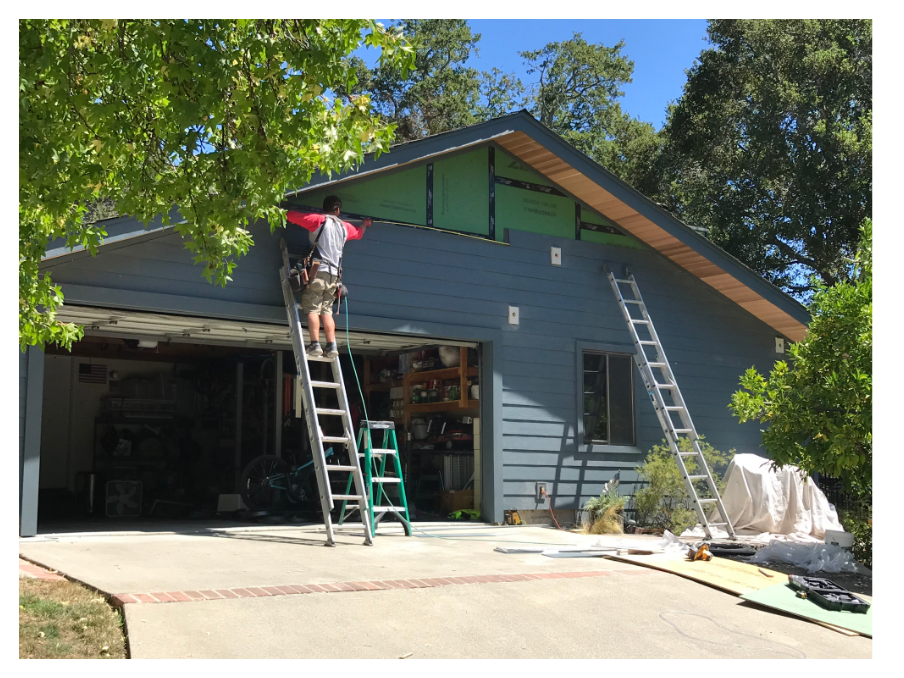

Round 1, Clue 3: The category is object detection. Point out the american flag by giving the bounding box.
[78,363,107,384]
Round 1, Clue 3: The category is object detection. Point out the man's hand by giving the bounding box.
[362,217,373,228]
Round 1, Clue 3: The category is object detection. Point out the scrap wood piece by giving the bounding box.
[603,552,784,596]
[741,583,872,638]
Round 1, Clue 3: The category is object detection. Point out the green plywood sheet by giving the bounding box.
[495,149,555,187]
[580,207,647,250]
[741,583,872,637]
[302,165,427,226]
[496,185,574,241]
[581,209,616,229]
[434,149,489,235]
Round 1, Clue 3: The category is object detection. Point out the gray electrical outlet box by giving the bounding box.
[536,482,547,502]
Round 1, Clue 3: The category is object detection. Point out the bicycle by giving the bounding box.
[239,447,335,512]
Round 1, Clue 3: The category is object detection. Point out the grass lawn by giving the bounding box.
[19,577,127,659]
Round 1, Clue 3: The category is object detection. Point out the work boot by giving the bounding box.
[306,341,323,357]
[325,342,339,358]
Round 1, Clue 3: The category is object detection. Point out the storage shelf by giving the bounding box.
[363,380,403,393]
[405,366,478,383]
[406,400,479,414]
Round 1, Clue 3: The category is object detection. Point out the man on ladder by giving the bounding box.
[287,195,372,358]
[280,197,411,545]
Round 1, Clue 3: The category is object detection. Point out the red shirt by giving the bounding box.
[286,211,366,241]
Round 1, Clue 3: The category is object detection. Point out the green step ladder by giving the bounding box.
[338,421,412,536]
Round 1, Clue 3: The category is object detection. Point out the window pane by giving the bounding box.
[582,353,607,443]
[608,354,635,446]
[583,353,602,372]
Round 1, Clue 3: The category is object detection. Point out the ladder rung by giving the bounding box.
[672,429,693,434]
[315,408,347,416]
[665,406,685,411]
[707,523,730,527]
[655,383,675,389]
[360,449,397,456]
[678,451,699,457]
[624,300,643,304]
[306,355,337,363]
[371,477,401,483]
[310,381,341,389]
[373,506,408,513]
[687,475,708,480]
[696,498,718,504]
[639,341,658,346]
[614,278,633,284]
[332,494,364,501]
[649,362,667,368]
[631,319,651,324]
[326,465,358,472]
[321,436,350,444]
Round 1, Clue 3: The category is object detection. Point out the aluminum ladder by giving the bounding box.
[338,421,413,536]
[279,238,373,546]
[608,270,736,539]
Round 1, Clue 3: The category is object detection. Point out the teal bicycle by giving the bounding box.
[239,448,335,512]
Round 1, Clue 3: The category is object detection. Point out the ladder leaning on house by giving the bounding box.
[278,238,374,546]
[607,269,736,540]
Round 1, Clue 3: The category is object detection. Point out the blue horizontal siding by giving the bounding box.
[41,218,779,513]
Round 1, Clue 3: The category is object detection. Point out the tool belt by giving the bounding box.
[289,222,327,293]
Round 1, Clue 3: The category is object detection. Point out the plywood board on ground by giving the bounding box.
[604,553,783,596]
[741,583,872,637]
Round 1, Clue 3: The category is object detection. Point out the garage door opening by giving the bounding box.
[36,307,483,534]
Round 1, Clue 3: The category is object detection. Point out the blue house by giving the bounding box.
[19,112,809,536]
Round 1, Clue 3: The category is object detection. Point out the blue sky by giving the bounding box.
[362,19,710,130]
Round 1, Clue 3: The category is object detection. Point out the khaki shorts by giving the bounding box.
[300,270,339,315]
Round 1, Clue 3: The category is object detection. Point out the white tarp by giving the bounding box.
[682,453,844,544]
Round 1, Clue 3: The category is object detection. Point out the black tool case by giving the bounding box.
[788,575,871,614]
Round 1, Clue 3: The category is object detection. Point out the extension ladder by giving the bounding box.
[608,270,736,539]
[279,238,373,546]
[338,421,412,535]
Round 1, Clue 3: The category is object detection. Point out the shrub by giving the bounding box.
[729,220,872,499]
[633,436,733,534]
[839,500,872,570]
[583,478,627,534]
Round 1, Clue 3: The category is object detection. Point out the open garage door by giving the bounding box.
[56,306,476,354]
[36,306,483,534]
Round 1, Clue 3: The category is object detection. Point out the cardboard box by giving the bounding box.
[441,489,474,513]
[217,494,247,512]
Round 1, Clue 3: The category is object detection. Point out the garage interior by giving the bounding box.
[36,307,482,533]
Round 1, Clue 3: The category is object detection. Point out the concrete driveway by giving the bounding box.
[19,523,872,659]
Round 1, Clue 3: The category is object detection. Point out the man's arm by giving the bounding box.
[286,210,325,232]
[344,217,372,241]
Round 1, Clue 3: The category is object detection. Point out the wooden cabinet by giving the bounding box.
[364,347,478,429]
[402,347,478,428]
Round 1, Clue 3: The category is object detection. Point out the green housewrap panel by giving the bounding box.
[496,185,574,240]
[434,150,489,235]
[495,149,555,187]
[581,209,648,250]
[302,165,427,225]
